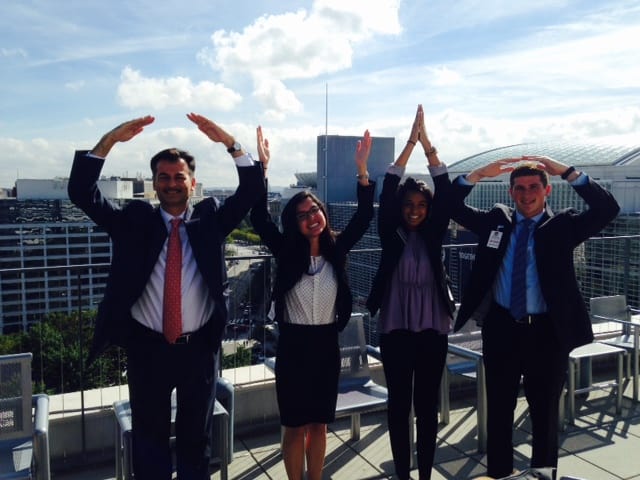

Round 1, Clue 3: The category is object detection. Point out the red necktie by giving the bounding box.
[163,218,183,343]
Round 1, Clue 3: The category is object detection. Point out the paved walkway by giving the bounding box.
[57,381,640,479]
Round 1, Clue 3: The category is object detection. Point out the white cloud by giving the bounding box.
[117,66,243,111]
[197,0,401,118]
[431,66,462,87]
[254,79,303,122]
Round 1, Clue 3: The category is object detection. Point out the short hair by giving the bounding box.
[510,162,549,187]
[150,148,196,177]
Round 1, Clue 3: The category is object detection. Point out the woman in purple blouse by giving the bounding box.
[367,105,456,480]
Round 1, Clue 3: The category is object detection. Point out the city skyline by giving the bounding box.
[2,0,639,190]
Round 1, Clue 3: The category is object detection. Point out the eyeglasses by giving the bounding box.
[296,205,321,222]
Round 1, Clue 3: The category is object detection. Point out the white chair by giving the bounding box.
[0,352,50,480]
[566,342,625,424]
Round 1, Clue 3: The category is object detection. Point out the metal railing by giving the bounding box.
[0,235,638,459]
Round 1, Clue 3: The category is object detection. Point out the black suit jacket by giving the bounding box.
[68,150,265,364]
[250,182,375,332]
[366,171,455,318]
[450,175,620,352]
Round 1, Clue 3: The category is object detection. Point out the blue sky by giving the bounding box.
[1,0,639,189]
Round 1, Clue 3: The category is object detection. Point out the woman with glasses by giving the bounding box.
[367,105,456,480]
[250,126,375,480]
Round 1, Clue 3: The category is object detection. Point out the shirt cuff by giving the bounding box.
[428,164,448,176]
[387,163,405,177]
[458,175,474,186]
[233,152,256,167]
[86,153,104,160]
[569,172,588,186]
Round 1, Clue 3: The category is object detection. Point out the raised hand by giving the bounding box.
[409,105,422,145]
[91,115,155,157]
[466,158,522,183]
[355,130,372,169]
[521,155,568,177]
[186,113,234,147]
[256,126,270,174]
[355,129,372,186]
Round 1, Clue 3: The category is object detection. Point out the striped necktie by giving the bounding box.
[510,219,533,321]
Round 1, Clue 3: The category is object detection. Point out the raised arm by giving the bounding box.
[335,130,375,252]
[417,107,442,167]
[522,155,581,182]
[186,112,248,158]
[355,129,372,186]
[393,104,422,169]
[250,126,283,255]
[464,158,522,184]
[186,113,264,236]
[90,115,155,158]
[256,125,270,178]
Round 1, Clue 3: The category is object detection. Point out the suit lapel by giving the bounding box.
[148,208,168,270]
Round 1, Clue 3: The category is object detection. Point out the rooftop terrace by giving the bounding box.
[53,376,640,480]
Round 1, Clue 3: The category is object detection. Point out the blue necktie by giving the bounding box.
[510,219,533,321]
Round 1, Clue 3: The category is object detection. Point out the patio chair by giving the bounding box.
[335,313,389,441]
[590,295,640,401]
[439,333,487,452]
[265,313,389,442]
[113,376,234,480]
[0,352,50,480]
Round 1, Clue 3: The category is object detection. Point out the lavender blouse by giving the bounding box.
[378,230,452,334]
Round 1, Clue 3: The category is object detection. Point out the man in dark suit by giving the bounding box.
[68,113,265,480]
[449,155,619,478]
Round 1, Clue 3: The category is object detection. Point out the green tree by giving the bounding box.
[221,345,252,369]
[1,311,126,394]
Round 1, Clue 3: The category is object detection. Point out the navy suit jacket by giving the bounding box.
[450,175,620,352]
[68,150,265,364]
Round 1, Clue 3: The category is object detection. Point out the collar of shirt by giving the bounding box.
[159,206,191,230]
[513,210,544,226]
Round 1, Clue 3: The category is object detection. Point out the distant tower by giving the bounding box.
[317,135,394,203]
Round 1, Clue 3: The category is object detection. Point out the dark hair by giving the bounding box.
[510,162,549,187]
[280,191,337,263]
[150,148,196,177]
[397,177,433,224]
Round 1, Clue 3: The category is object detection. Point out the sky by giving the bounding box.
[2,0,639,189]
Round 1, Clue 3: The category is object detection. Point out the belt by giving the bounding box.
[174,332,195,344]
[132,320,208,345]
[513,313,548,325]
[492,303,548,325]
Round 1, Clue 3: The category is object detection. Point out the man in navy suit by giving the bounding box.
[450,155,619,478]
[68,114,265,480]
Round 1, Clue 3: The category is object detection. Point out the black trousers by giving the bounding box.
[126,321,218,480]
[380,329,448,480]
[482,304,568,479]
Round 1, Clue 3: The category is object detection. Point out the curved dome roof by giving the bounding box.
[294,172,317,187]
[449,142,640,174]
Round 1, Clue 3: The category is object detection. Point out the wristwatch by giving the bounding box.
[227,141,242,154]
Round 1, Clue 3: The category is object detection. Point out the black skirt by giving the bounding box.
[275,321,340,427]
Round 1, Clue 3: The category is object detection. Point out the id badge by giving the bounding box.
[487,230,503,249]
